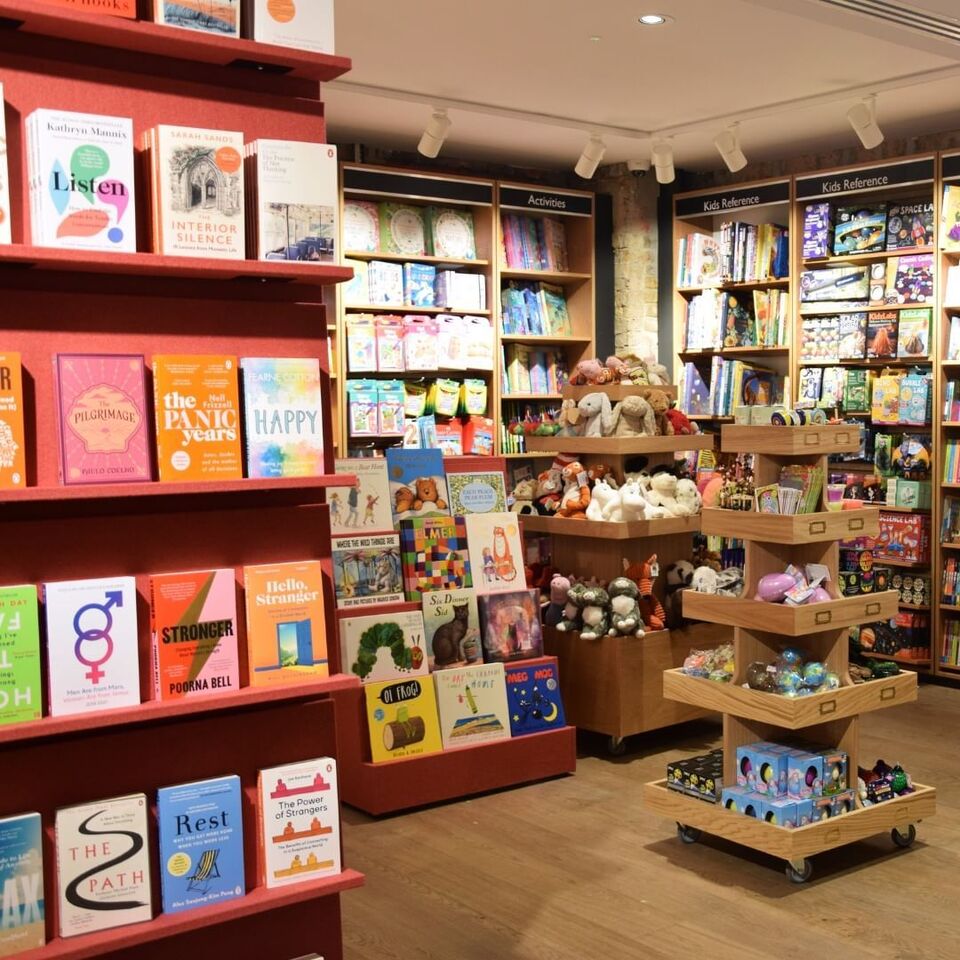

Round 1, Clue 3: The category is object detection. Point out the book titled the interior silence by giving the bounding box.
[0,585,41,727]
[26,108,136,252]
[0,813,44,956]
[247,0,334,53]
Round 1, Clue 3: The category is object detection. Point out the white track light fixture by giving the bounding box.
[574,135,606,179]
[652,139,675,184]
[847,95,883,150]
[714,124,747,173]
[417,109,451,158]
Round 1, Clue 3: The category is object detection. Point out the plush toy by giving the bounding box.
[556,581,586,632]
[646,389,673,435]
[578,584,610,640]
[605,356,630,382]
[510,477,538,514]
[534,469,563,515]
[556,461,591,519]
[635,555,666,631]
[557,398,582,437]
[675,477,702,516]
[586,478,622,522]
[619,354,649,385]
[665,406,695,436]
[587,463,619,488]
[607,577,644,637]
[633,472,666,519]
[664,559,694,628]
[619,479,648,521]
[544,574,571,628]
[691,565,719,593]
[570,358,608,385]
[716,566,744,597]
[646,362,670,386]
[609,395,655,436]
[648,472,683,516]
[577,392,613,437]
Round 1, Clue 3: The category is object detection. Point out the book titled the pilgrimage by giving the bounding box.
[54,354,151,485]
[434,662,510,749]
[331,458,393,534]
[339,609,428,684]
[240,357,324,477]
[246,0,334,52]
[157,775,244,914]
[56,794,151,938]
[505,657,566,736]
[150,568,240,701]
[153,0,240,36]
[153,355,243,481]
[258,758,341,888]
[0,585,41,727]
[44,577,140,716]
[364,677,443,763]
[0,83,10,244]
[0,813,44,955]
[244,560,328,684]
[0,353,25,489]
[26,108,136,252]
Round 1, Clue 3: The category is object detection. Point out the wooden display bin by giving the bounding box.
[561,383,677,402]
[520,513,701,540]
[699,506,879,544]
[526,434,714,455]
[719,423,861,455]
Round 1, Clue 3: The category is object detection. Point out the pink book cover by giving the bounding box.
[54,354,151,485]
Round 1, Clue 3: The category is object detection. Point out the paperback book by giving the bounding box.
[364,677,443,762]
[153,0,240,36]
[0,585,41,727]
[332,458,393,533]
[447,470,507,515]
[505,657,566,736]
[399,516,472,601]
[340,609,429,683]
[0,353,25,489]
[38,0,137,14]
[434,662,510,749]
[0,83,9,245]
[463,512,524,594]
[331,533,403,609]
[421,587,482,670]
[247,0,334,53]
[384,448,451,525]
[477,589,544,664]
[0,813,44,956]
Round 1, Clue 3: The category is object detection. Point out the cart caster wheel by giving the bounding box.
[785,859,813,884]
[607,736,627,757]
[891,824,917,848]
[677,823,701,844]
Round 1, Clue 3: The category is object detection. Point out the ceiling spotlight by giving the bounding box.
[638,13,671,24]
[417,109,451,158]
[847,95,883,150]
[652,139,675,184]
[574,135,606,179]
[714,123,747,173]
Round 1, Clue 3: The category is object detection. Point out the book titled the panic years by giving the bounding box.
[0,813,44,956]
[0,352,25,489]
[0,585,41,727]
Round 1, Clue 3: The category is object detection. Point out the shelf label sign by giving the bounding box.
[796,158,934,199]
[342,167,493,205]
[675,180,790,218]
[943,153,960,182]
[499,187,592,216]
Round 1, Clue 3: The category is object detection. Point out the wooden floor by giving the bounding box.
[342,683,960,960]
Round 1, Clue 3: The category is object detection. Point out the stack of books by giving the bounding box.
[501,213,568,271]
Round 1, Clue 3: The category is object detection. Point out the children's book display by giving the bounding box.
[399,516,472,601]
[434,663,511,749]
[463,513,524,593]
[504,657,566,736]
[364,676,444,762]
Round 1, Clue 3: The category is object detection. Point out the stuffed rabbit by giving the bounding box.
[609,395,655,436]
[577,392,613,437]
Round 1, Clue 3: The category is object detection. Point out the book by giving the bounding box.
[402,263,436,307]
[866,311,898,359]
[247,0,333,52]
[0,813,44,955]
[384,448,451,526]
[331,458,393,533]
[331,533,403,609]
[425,206,476,260]
[340,609,428,683]
[145,125,244,258]
[37,0,137,14]
[434,662,510,749]
[477,589,543,663]
[157,775,244,914]
[153,355,243,481]
[0,585,41,727]
[53,354,151,485]
[258,758,341,887]
[897,308,931,358]
[399,516,472,601]
[149,568,240,701]
[886,200,934,250]
[26,108,136,252]
[888,253,934,305]
[378,203,425,257]
[0,83,9,245]
[446,470,507,515]
[504,657,566,736]
[943,184,960,251]
[463,512,524,595]
[796,366,822,407]
[239,357,323,477]
[0,353,25,489]
[244,560,328,684]
[364,677,443,762]
[44,577,140,716]
[342,201,379,253]
[153,0,239,36]
[56,794,151,937]
[837,313,866,360]
[421,587,482,670]
[833,205,886,255]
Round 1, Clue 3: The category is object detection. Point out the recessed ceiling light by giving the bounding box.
[638,13,672,25]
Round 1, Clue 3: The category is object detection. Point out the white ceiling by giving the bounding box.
[324,0,960,174]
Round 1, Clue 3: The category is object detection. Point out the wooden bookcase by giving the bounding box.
[0,8,362,959]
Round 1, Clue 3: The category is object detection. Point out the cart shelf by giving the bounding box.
[699,506,879,543]
[520,513,700,539]
[525,434,714,454]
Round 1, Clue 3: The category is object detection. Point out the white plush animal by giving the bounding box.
[586,478,622,522]
[691,565,719,594]
[634,472,667,519]
[647,472,683,517]
[675,478,702,516]
[619,479,648,521]
[577,392,613,437]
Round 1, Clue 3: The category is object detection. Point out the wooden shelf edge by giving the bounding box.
[719,424,862,456]
[699,506,879,543]
[526,434,714,454]
[344,251,490,267]
[520,513,701,539]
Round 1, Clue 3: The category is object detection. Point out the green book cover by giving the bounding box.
[378,203,426,257]
[0,585,41,725]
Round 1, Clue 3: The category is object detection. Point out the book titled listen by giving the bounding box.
[247,0,334,53]
[0,353,25,489]
[0,586,41,727]
[258,758,341,889]
[56,794,151,938]
[0,813,44,956]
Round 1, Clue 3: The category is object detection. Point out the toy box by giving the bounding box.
[897,307,931,358]
[843,368,871,413]
[375,315,405,372]
[821,750,848,795]
[898,372,932,426]
[876,512,930,565]
[833,204,887,255]
[721,787,761,818]
[866,310,898,359]
[871,373,901,424]
[753,745,790,797]
[886,478,932,510]
[802,202,834,259]
[761,796,798,829]
[787,751,824,799]
[794,798,815,827]
[837,312,867,359]
[820,366,846,408]
[888,253,934,305]
[800,267,869,302]
[886,200,934,250]
[800,315,840,362]
[832,788,857,815]
[346,315,377,372]
[797,367,823,407]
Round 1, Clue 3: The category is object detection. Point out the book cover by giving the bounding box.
[425,206,476,260]
[331,533,403,609]
[53,354,150,485]
[942,184,960,251]
[384,448,451,526]
[244,560,327,684]
[0,813,44,956]
[44,577,140,716]
[434,662,510,749]
[897,308,931,359]
[258,757,341,888]
[157,775,244,914]
[339,609,428,683]
[378,203,425,257]
[446,471,507,515]
[477,589,543,664]
[364,677,443,762]
[250,0,333,52]
[796,367,822,407]
[240,357,323,478]
[154,0,239,36]
[26,108,136,252]
[820,366,846,408]
[399,516,472,602]
[888,253,934,305]
[867,312,898,359]
[505,657,566,736]
[153,355,243,481]
[150,568,240,701]
[331,458,393,533]
[0,353,25,489]
[56,794,151,937]
[421,588,482,670]
[832,205,886,255]
[837,313,866,360]
[37,0,137,14]
[342,201,379,253]
[886,200,934,250]
[0,83,9,244]
[0,585,41,727]
[463,513,524,595]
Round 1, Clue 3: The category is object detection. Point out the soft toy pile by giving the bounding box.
[568,355,670,387]
[557,389,697,440]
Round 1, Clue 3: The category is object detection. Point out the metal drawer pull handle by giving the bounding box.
[881,687,896,701]
[804,434,818,445]
[819,700,837,715]
[849,518,864,531]
[809,521,826,535]
[866,602,880,616]
[815,610,833,624]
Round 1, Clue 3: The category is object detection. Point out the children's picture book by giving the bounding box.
[434,662,510,749]
[866,311,898,359]
[463,513,524,595]
[399,516,472,601]
[364,677,443,762]
[56,794,151,937]
[421,588,483,671]
[425,206,476,260]
[837,313,866,360]
[340,609,428,683]
[153,0,240,36]
[331,533,403,609]
[0,352,24,489]
[384,448,451,525]
[44,577,140,716]
[0,83,10,245]
[54,354,151,485]
[342,201,379,253]
[0,585,41,727]
[896,308,931,358]
[157,775,244,914]
[331,458,393,533]
[477,589,543,664]
[446,470,507,515]
[248,0,334,56]
[0,813,44,955]
[149,568,240,701]
[257,757,341,888]
[378,203,425,256]
[244,560,328,684]
[504,657,566,736]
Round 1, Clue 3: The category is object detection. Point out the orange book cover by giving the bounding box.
[37,0,138,18]
[153,355,243,481]
[0,353,26,489]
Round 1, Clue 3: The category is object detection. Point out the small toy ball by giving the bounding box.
[746,661,773,691]
[757,573,795,603]
[795,686,814,697]
[779,648,805,669]
[823,672,841,690]
[778,669,802,694]
[803,662,826,687]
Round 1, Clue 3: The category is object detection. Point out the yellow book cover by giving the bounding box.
[0,353,25,489]
[364,677,442,763]
[942,183,960,251]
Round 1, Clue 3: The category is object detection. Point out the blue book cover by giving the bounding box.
[0,813,44,954]
[504,658,565,736]
[403,263,437,307]
[157,776,244,914]
[384,448,450,527]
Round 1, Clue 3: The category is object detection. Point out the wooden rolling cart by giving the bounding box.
[644,423,936,882]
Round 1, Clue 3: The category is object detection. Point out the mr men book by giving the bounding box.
[331,458,392,534]
[44,577,140,716]
[55,794,151,937]
[384,448,451,526]
[0,813,44,956]
[399,516,472,602]
[421,588,482,671]
[364,677,442,763]
[0,353,25,489]
[157,775,244,914]
[54,354,151,485]
[463,512,524,594]
[505,657,566,736]
[478,590,544,664]
[339,609,429,684]
[258,758,341,888]
[0,586,41,726]
[434,662,510,749]
[244,560,328,684]
[331,534,403,609]
[446,470,507,515]
[149,568,240,700]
